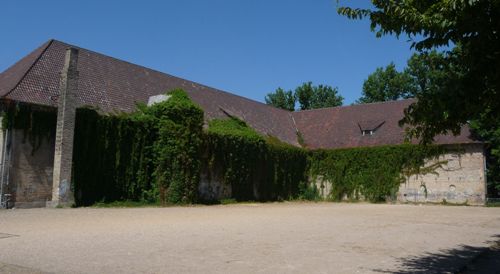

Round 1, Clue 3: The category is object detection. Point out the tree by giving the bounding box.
[295,82,344,110]
[265,82,344,111]
[264,87,296,111]
[311,84,344,109]
[338,1,500,144]
[359,50,500,196]
[358,51,447,104]
[358,62,414,104]
[295,82,314,110]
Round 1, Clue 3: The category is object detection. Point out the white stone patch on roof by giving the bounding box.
[147,94,170,106]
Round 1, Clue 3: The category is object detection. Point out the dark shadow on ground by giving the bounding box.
[373,235,500,274]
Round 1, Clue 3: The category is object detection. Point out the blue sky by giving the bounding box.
[0,0,415,105]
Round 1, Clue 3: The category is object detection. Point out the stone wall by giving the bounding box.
[8,129,55,208]
[398,144,486,205]
[3,124,486,207]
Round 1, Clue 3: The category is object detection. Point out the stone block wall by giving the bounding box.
[8,130,55,208]
[398,144,486,205]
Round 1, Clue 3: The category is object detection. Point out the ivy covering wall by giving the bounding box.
[73,89,204,206]
[3,90,451,206]
[205,118,308,201]
[309,145,445,202]
[2,104,57,154]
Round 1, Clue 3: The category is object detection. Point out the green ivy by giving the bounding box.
[308,145,446,202]
[73,89,203,206]
[2,103,57,154]
[205,117,308,201]
[4,91,453,206]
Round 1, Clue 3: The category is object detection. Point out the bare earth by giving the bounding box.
[0,203,499,274]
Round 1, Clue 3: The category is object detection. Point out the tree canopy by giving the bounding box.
[295,82,344,110]
[264,88,295,111]
[358,51,447,104]
[359,51,500,197]
[358,62,414,104]
[338,0,500,144]
[265,82,344,111]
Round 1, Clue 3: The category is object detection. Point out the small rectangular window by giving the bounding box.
[362,130,373,136]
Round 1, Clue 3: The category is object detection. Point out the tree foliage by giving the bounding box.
[264,87,295,111]
[358,62,414,103]
[338,0,500,144]
[359,51,447,104]
[295,82,344,110]
[265,82,344,111]
[360,50,500,196]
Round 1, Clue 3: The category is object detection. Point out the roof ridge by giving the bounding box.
[50,39,293,115]
[2,39,55,98]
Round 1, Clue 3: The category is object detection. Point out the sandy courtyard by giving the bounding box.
[0,203,499,273]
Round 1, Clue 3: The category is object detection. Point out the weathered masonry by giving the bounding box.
[0,39,486,208]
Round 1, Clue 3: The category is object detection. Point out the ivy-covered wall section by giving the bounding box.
[3,90,453,206]
[309,145,446,202]
[204,118,308,201]
[73,89,204,206]
[2,103,57,154]
[73,92,309,205]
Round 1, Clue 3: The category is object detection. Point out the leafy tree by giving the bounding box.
[405,51,446,95]
[265,82,344,111]
[358,51,447,104]
[295,82,314,110]
[295,82,344,110]
[338,1,500,144]
[360,51,500,196]
[310,84,344,109]
[264,87,296,111]
[358,62,414,104]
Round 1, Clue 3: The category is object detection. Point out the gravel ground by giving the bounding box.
[0,202,499,274]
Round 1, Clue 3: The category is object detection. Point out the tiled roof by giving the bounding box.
[0,40,299,146]
[292,99,478,149]
[0,39,478,149]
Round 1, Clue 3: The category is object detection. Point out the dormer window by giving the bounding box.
[362,130,374,136]
[358,120,385,137]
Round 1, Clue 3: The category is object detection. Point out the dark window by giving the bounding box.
[362,130,373,136]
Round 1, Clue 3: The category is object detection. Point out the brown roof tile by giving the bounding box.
[0,40,299,146]
[292,99,478,149]
[0,40,478,149]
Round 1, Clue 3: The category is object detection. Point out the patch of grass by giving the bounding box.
[219,198,238,205]
[486,201,500,207]
[92,200,160,208]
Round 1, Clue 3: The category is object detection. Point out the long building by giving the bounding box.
[0,40,486,207]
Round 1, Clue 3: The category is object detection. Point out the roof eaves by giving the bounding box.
[1,39,54,99]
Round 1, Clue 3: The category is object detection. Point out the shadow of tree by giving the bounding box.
[373,235,500,274]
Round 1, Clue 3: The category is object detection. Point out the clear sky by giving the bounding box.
[0,0,415,105]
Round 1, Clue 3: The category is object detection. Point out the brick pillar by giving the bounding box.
[49,48,79,207]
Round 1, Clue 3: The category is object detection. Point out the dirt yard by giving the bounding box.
[0,203,499,273]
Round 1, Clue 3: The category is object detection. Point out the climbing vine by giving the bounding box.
[73,89,204,206]
[2,103,56,154]
[204,118,308,201]
[308,144,446,202]
[4,90,454,206]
